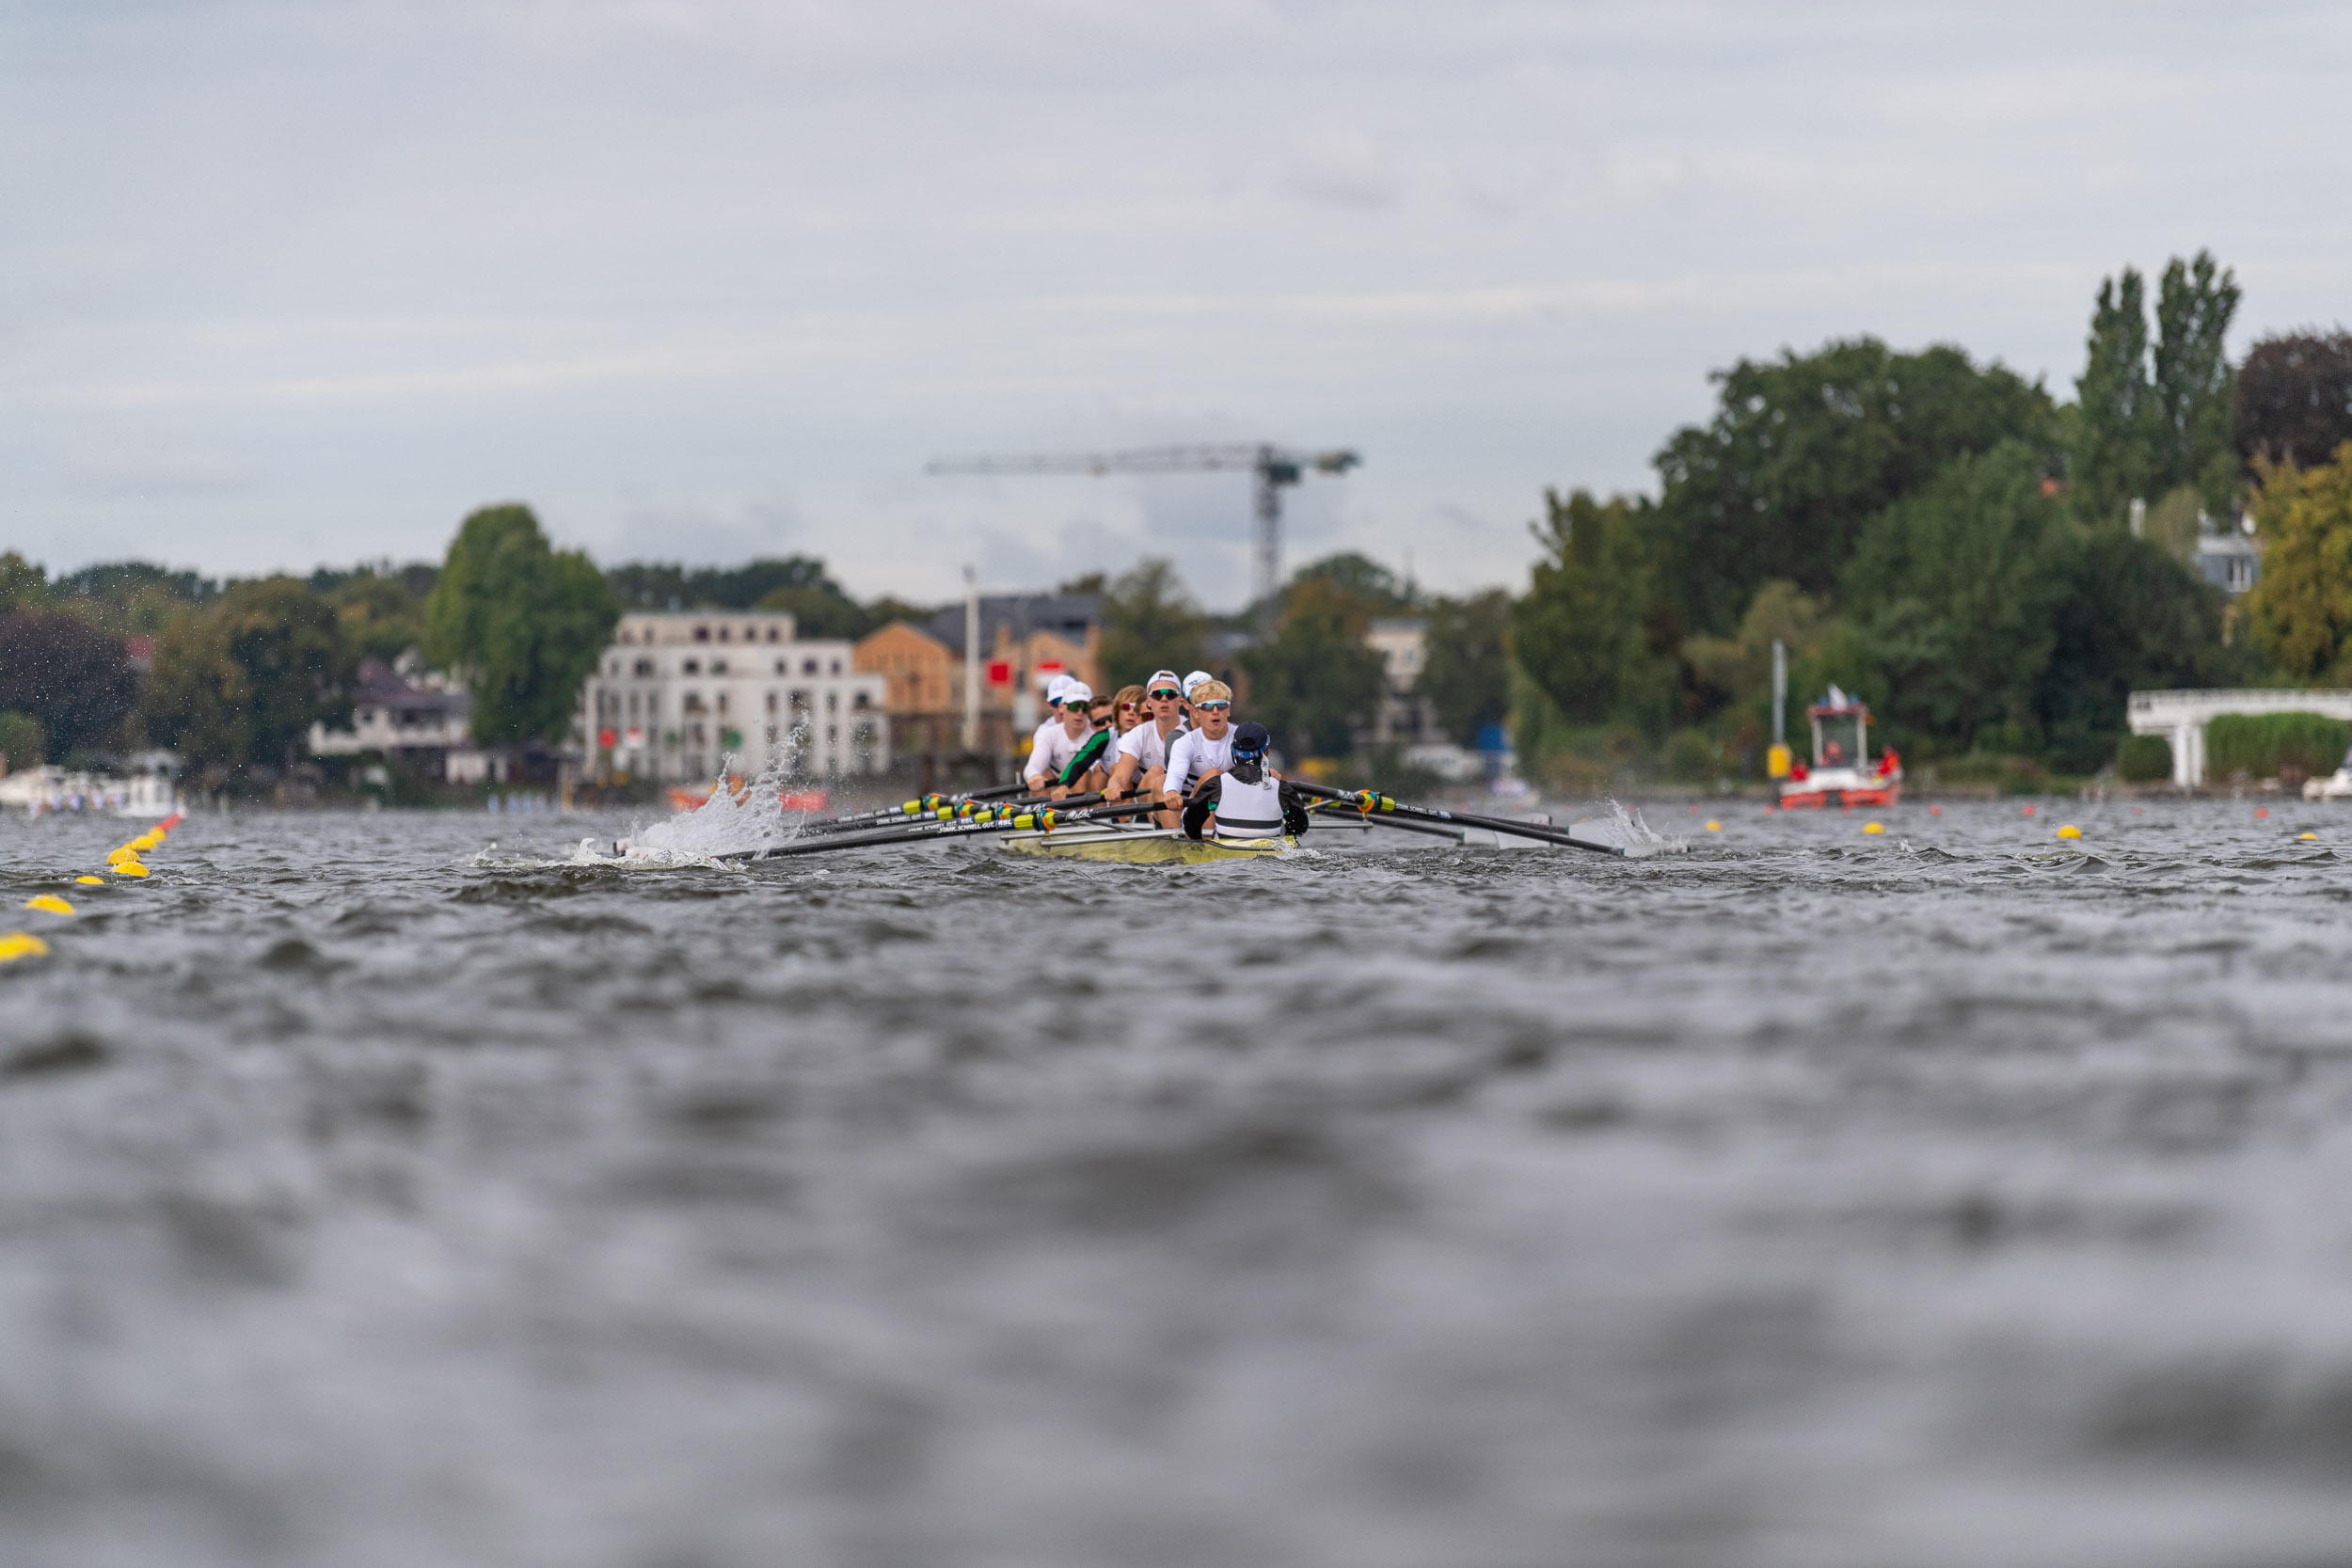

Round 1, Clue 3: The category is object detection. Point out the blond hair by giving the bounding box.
[1189,679,1232,705]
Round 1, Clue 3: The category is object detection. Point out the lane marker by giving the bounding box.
[0,933,49,964]
[23,896,73,916]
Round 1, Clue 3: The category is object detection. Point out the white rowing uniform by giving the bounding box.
[1114,720,1176,779]
[1028,715,1061,766]
[1208,772,1285,839]
[1164,727,1232,801]
[1026,722,1086,784]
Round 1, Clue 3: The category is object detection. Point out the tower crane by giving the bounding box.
[925,443,1362,616]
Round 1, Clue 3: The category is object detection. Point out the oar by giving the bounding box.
[815,782,1030,831]
[1285,782,1630,856]
[1310,801,1470,842]
[715,796,1158,862]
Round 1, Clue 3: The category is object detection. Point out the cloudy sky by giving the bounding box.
[6,0,2349,611]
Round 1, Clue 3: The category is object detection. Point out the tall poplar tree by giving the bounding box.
[2072,268,2154,529]
[424,504,619,748]
[2152,250,2242,510]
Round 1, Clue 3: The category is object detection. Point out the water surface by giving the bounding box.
[4,798,2351,1567]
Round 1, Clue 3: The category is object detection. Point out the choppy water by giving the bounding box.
[6,797,2352,1568]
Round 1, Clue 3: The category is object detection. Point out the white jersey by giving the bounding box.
[1208,772,1285,838]
[1028,716,1060,767]
[1026,722,1086,784]
[1114,721,1176,779]
[1164,727,1232,801]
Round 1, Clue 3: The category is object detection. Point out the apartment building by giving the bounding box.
[580,610,888,783]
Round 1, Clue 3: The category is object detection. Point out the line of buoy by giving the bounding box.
[1,813,183,967]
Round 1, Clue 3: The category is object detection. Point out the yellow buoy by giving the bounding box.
[2299,832,2319,841]
[23,895,73,916]
[0,932,49,963]
[2057,824,2082,839]
[1862,821,1884,834]
[74,875,103,886]
[112,861,149,878]
[131,834,158,851]
[104,846,137,865]
[1704,820,1723,832]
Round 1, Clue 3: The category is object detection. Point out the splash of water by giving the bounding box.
[1572,799,1686,858]
[621,738,818,864]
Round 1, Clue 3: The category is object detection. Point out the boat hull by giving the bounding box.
[1778,781,1902,810]
[997,827,1295,864]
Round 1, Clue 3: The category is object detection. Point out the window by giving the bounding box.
[694,625,710,641]
[620,628,633,644]
[628,692,640,717]
[634,657,655,677]
[682,658,700,674]
[717,692,730,716]
[803,657,818,674]
[712,658,728,674]
[766,626,780,643]
[852,691,870,710]
[718,626,731,642]
[775,659,787,673]
[830,658,842,675]
[765,692,778,714]
[826,692,838,713]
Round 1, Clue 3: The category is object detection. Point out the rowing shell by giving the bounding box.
[995,825,1295,864]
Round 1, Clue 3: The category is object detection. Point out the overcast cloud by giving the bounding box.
[5,0,2349,610]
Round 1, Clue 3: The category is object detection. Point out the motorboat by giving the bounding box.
[1776,688,1902,809]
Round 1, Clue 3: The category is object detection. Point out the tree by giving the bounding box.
[1240,576,1385,759]
[607,556,839,610]
[0,711,42,772]
[1514,489,1671,727]
[2243,451,2352,684]
[2152,250,2242,510]
[142,578,354,772]
[0,552,46,613]
[2235,330,2352,472]
[1650,339,2057,633]
[424,504,619,747]
[1287,552,1415,614]
[2073,267,2156,529]
[325,565,434,665]
[0,610,137,760]
[2036,528,2242,771]
[1419,590,1512,746]
[755,582,874,640]
[1099,558,1210,683]
[1841,441,2073,751]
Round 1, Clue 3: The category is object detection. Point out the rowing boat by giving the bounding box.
[995,824,1295,864]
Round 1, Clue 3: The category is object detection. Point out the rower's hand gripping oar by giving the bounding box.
[714,794,1154,862]
[1286,782,1632,856]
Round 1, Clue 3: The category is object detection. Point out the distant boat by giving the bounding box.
[0,767,181,818]
[1776,688,1902,809]
[667,776,827,815]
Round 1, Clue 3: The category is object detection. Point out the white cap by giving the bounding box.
[1045,673,1075,704]
[1060,681,1093,705]
[1182,670,1214,698]
[1146,669,1182,692]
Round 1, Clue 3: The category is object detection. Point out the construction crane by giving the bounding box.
[925,443,1362,616]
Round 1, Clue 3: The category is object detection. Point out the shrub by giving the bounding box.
[1661,728,1717,783]
[2203,712,2351,781]
[0,709,42,771]
[2116,734,2173,783]
[1997,756,2046,796]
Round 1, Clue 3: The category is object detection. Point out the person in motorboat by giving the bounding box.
[1106,670,1185,802]
[1161,679,1234,825]
[1025,680,1096,797]
[1821,738,1847,768]
[1180,721,1311,843]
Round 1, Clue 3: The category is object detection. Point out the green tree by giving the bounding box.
[1841,441,2074,750]
[1240,576,1385,759]
[2072,267,2156,529]
[2243,450,2352,683]
[1419,590,1513,746]
[325,565,435,665]
[2234,330,2352,473]
[2035,528,2242,771]
[1514,488,1671,726]
[756,582,874,640]
[1651,339,2057,633]
[2152,249,2242,510]
[0,711,42,772]
[142,578,354,772]
[425,505,619,747]
[0,552,47,612]
[1287,551,1415,614]
[0,610,138,759]
[1099,558,1211,683]
[608,556,840,610]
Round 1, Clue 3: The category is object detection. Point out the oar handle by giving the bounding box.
[1284,782,1623,855]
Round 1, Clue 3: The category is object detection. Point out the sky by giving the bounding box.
[5,0,2351,613]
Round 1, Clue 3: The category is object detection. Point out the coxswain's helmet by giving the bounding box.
[1229,721,1270,783]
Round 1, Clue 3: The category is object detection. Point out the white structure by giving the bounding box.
[2127,689,2352,787]
[308,655,477,775]
[580,610,888,782]
[0,767,180,817]
[1364,617,1438,746]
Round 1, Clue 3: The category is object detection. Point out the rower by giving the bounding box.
[1054,690,1120,794]
[1029,673,1075,772]
[1181,721,1309,843]
[1106,669,1184,802]
[1025,681,1096,798]
[1176,669,1215,734]
[1161,679,1233,826]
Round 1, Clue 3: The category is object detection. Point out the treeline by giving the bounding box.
[1501,251,2352,784]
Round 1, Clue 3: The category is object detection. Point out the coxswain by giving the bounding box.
[1025,681,1096,797]
[1106,670,1184,801]
[1181,721,1310,843]
[1160,679,1233,826]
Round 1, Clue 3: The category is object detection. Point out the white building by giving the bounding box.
[580,610,889,783]
[307,654,501,781]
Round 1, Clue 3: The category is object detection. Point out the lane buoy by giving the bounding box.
[104,847,138,866]
[1705,820,1722,832]
[2057,824,2082,839]
[2257,807,2269,819]
[1929,804,1942,816]
[112,862,149,879]
[0,932,50,964]
[1863,821,1884,834]
[74,875,103,886]
[23,895,73,916]
[2022,803,2037,816]
[2299,832,2319,841]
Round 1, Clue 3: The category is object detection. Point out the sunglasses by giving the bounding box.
[1089,711,1113,725]
[1148,689,1181,701]
[1194,700,1230,712]
[1119,701,1139,712]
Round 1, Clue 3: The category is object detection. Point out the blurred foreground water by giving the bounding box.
[4,800,2352,1568]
